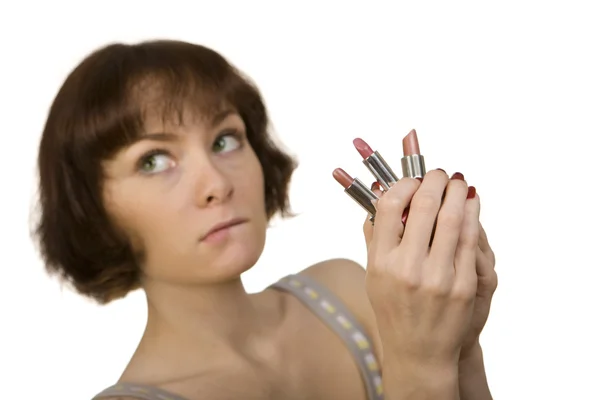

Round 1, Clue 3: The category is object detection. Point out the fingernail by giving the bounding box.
[467,186,477,199]
[416,177,423,182]
[451,172,465,181]
[401,207,409,225]
[436,168,446,173]
[371,181,380,191]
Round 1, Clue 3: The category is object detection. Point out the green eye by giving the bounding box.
[138,152,172,174]
[213,136,227,152]
[213,133,242,153]
[141,157,157,171]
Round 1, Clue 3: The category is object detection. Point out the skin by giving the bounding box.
[100,105,496,399]
[365,175,497,399]
[101,107,379,400]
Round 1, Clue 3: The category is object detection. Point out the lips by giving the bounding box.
[200,217,248,241]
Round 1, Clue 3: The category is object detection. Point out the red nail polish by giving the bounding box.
[402,207,409,225]
[416,177,423,182]
[371,181,380,191]
[451,172,465,180]
[467,186,477,199]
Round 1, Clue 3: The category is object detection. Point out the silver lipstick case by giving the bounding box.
[401,154,426,179]
[344,178,378,222]
[362,151,400,191]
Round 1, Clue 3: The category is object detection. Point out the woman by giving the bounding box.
[35,39,497,399]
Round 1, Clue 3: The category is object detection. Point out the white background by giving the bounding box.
[1,1,599,399]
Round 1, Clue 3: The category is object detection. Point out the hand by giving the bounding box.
[367,175,498,360]
[363,170,480,370]
[460,220,497,357]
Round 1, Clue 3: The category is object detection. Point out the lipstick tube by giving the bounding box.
[333,168,378,222]
[401,154,426,179]
[400,129,426,179]
[352,138,399,191]
[345,179,378,218]
[362,152,399,191]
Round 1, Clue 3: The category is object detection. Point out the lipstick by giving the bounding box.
[332,167,378,221]
[353,138,399,191]
[401,129,426,178]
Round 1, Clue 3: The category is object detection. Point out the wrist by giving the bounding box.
[383,360,459,400]
[459,343,485,379]
[458,343,493,400]
[459,339,483,364]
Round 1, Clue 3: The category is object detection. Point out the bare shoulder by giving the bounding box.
[298,258,382,360]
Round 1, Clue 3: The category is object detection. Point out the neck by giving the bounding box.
[129,276,285,379]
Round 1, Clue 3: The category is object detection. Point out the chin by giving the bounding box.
[205,227,266,281]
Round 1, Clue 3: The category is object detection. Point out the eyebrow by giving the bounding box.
[211,109,236,126]
[132,132,180,144]
[133,109,237,145]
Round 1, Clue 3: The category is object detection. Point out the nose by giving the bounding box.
[194,160,234,208]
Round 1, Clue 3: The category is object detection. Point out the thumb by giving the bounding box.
[363,182,383,249]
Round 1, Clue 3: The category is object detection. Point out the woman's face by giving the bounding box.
[102,106,267,285]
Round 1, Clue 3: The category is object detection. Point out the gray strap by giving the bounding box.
[93,274,384,400]
[91,383,190,400]
[270,274,384,400]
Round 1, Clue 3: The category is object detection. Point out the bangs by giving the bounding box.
[130,65,240,134]
[76,41,256,161]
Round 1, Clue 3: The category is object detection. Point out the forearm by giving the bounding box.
[458,344,493,400]
[383,361,460,400]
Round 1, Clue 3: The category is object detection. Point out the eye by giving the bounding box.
[137,150,174,174]
[212,131,243,154]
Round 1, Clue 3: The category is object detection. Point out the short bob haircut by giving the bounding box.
[34,40,297,304]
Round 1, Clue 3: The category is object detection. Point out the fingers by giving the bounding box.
[371,177,421,254]
[478,221,496,265]
[476,218,498,293]
[429,174,469,263]
[399,169,449,257]
[363,183,384,248]
[476,248,498,292]
[454,187,480,294]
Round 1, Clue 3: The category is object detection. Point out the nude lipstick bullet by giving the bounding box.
[401,129,426,179]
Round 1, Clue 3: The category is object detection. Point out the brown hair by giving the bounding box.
[33,39,297,304]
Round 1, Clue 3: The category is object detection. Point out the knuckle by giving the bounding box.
[366,252,389,277]
[436,207,465,230]
[377,193,405,213]
[489,270,499,292]
[411,193,441,215]
[459,225,479,249]
[461,231,479,249]
[422,279,451,297]
[489,249,496,265]
[383,255,422,290]
[396,176,421,191]
[452,283,476,302]
[385,177,419,199]
[393,268,421,290]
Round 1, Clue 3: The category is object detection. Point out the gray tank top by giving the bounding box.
[91,273,384,400]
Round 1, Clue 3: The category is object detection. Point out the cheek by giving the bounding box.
[240,154,265,203]
[104,185,174,249]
